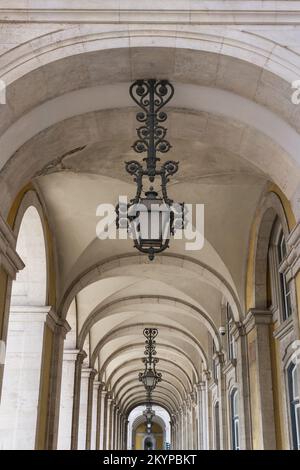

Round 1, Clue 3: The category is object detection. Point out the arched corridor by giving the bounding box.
[0,0,300,451]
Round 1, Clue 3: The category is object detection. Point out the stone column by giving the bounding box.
[98,388,107,450]
[57,349,81,449]
[70,350,87,449]
[183,401,188,449]
[0,214,24,401]
[118,408,122,449]
[103,394,113,450]
[85,370,97,450]
[119,413,124,449]
[186,397,192,449]
[195,383,203,449]
[215,352,228,449]
[191,394,198,450]
[124,419,129,450]
[110,402,116,449]
[179,406,184,449]
[0,306,50,449]
[232,323,252,450]
[90,380,101,450]
[77,367,94,450]
[111,401,118,450]
[43,311,71,450]
[114,408,119,450]
[177,417,181,449]
[175,413,180,450]
[244,309,276,450]
[170,417,174,450]
[202,370,211,450]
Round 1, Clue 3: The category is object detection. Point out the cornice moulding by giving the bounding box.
[2,2,300,24]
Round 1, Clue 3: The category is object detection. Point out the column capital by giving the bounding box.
[195,381,205,392]
[89,368,98,381]
[46,309,71,337]
[8,305,51,323]
[243,309,273,334]
[81,367,95,379]
[0,214,24,279]
[63,348,82,362]
[77,349,88,365]
[202,369,211,382]
[93,380,102,390]
[213,351,225,366]
[189,391,197,406]
[231,321,246,340]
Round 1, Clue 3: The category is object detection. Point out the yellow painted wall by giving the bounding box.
[35,324,53,449]
[0,267,8,339]
[245,183,297,312]
[247,328,260,449]
[245,183,300,450]
[6,184,57,449]
[269,323,285,449]
[134,422,164,450]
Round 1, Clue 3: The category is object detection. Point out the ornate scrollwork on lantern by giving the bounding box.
[116,79,185,261]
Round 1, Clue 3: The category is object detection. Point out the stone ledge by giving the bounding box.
[2,1,300,24]
[273,316,294,341]
[0,214,24,279]
[243,309,273,334]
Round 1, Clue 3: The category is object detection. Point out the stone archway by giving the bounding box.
[0,204,49,449]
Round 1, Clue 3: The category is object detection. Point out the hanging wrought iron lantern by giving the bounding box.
[116,79,184,261]
[143,404,155,434]
[138,328,162,392]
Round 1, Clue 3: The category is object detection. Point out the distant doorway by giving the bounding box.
[144,435,156,450]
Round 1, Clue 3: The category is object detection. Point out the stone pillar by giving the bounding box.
[119,413,124,449]
[215,352,228,449]
[171,417,175,450]
[182,401,188,449]
[110,402,116,449]
[42,311,71,450]
[175,413,180,450]
[70,350,87,449]
[202,370,211,450]
[244,309,276,450]
[232,323,252,450]
[103,394,113,450]
[118,408,122,449]
[85,370,97,450]
[186,397,192,449]
[124,419,129,450]
[0,214,24,401]
[98,388,107,450]
[57,349,81,449]
[177,417,181,449]
[180,406,184,449]
[111,401,118,450]
[191,393,198,450]
[77,367,93,450]
[0,306,50,449]
[114,408,119,450]
[195,383,203,449]
[90,380,101,450]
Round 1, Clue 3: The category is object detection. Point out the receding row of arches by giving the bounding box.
[0,25,299,449]
[0,182,299,449]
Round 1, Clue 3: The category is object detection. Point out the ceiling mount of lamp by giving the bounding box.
[116,79,184,261]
